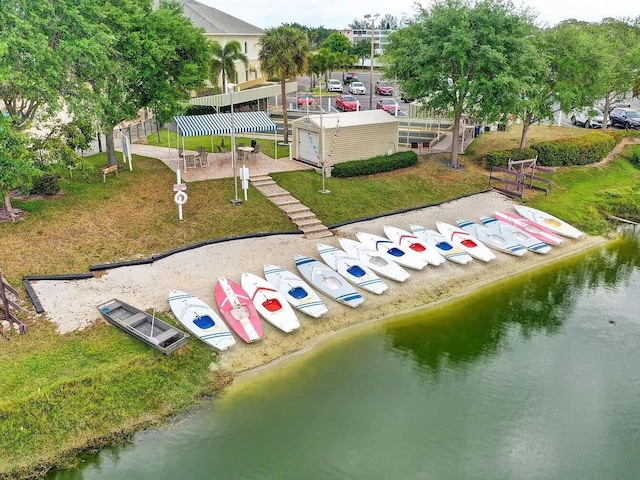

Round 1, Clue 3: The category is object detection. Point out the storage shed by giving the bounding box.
[291,110,399,167]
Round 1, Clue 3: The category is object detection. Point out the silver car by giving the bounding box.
[570,107,609,129]
[326,79,343,93]
[348,81,366,95]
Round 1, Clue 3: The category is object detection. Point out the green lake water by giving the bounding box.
[50,231,640,480]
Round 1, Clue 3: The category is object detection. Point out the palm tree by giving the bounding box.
[209,40,249,93]
[259,26,310,144]
[336,51,357,82]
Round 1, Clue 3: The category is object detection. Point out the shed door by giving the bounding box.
[298,130,320,165]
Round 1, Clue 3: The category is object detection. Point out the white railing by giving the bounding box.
[190,81,298,110]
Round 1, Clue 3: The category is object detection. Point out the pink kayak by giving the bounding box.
[493,210,564,245]
[215,277,263,343]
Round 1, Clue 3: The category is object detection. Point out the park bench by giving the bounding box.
[101,164,119,182]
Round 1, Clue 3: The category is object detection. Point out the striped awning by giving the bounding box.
[172,111,277,137]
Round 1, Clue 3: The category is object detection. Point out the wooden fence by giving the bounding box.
[489,157,553,199]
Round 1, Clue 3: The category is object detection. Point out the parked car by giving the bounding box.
[375,81,394,96]
[326,79,343,93]
[376,98,399,115]
[343,72,359,85]
[297,92,315,108]
[570,107,610,129]
[336,94,359,112]
[348,81,366,95]
[399,90,415,103]
[609,107,640,130]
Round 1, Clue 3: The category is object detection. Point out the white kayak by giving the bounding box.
[294,254,365,308]
[317,243,388,295]
[478,215,551,254]
[513,205,584,239]
[436,221,497,262]
[355,232,428,270]
[493,210,564,246]
[409,224,473,265]
[456,218,527,257]
[168,290,236,352]
[263,264,328,318]
[383,225,446,266]
[338,237,410,282]
[241,272,301,333]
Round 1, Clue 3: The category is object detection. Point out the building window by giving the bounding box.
[244,42,248,53]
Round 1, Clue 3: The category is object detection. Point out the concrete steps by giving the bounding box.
[250,174,333,239]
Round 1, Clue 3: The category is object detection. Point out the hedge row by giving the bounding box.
[485,130,625,168]
[331,151,418,178]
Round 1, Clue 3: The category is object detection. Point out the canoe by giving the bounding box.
[263,264,328,318]
[294,254,365,308]
[383,225,446,266]
[168,290,236,351]
[493,210,564,246]
[97,298,189,354]
[241,272,301,333]
[355,232,428,270]
[436,221,497,262]
[456,218,527,257]
[513,205,584,239]
[214,277,263,343]
[337,237,410,282]
[478,215,551,254]
[409,224,473,265]
[317,243,388,295]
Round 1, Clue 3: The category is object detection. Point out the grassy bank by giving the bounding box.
[1,125,639,479]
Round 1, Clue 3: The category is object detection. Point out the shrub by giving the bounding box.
[532,132,615,166]
[629,145,640,168]
[184,105,216,116]
[32,173,61,195]
[485,148,538,168]
[331,151,418,178]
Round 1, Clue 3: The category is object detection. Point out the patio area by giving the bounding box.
[126,144,313,182]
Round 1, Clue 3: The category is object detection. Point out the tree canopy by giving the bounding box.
[385,0,537,167]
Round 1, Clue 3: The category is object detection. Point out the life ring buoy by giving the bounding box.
[174,191,188,205]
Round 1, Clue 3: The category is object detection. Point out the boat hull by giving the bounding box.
[383,225,446,266]
[479,216,551,254]
[355,232,428,270]
[317,243,388,294]
[214,277,263,343]
[513,205,584,239]
[263,264,328,318]
[493,210,564,245]
[457,219,527,257]
[241,272,301,333]
[168,290,235,351]
[409,224,473,265]
[338,238,410,282]
[436,221,497,262]
[294,255,365,308]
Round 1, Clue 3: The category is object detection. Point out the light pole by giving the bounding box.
[364,13,379,111]
[227,83,242,205]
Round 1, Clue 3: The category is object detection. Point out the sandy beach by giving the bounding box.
[29,191,606,375]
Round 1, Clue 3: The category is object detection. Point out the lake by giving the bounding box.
[50,230,640,479]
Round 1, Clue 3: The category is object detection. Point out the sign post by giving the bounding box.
[239,165,250,201]
[173,169,188,221]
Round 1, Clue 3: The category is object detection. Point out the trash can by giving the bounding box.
[484,126,491,133]
[475,125,482,136]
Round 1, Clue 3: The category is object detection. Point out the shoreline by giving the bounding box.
[30,191,608,378]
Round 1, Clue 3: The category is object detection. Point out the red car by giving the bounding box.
[336,94,359,112]
[376,98,399,115]
[375,81,394,96]
[297,92,315,108]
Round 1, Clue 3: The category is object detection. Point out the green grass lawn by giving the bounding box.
[1,124,639,478]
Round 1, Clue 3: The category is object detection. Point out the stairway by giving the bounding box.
[250,175,333,239]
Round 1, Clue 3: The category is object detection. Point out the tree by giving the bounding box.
[0,116,38,219]
[322,33,352,54]
[351,40,371,66]
[335,51,358,81]
[87,0,210,165]
[385,0,536,168]
[259,25,310,144]
[379,14,399,30]
[209,40,249,94]
[349,19,370,29]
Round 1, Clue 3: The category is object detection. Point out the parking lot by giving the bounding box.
[289,71,409,116]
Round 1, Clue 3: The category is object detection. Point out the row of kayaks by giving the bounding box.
[166,205,584,352]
